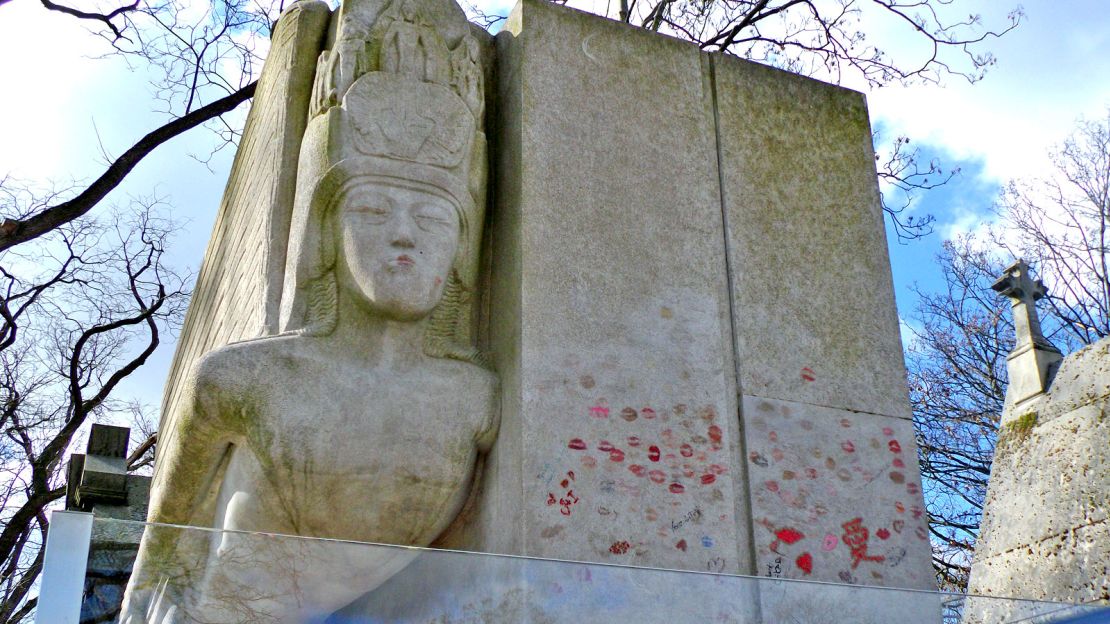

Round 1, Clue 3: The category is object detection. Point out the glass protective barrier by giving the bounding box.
[66,516,1107,624]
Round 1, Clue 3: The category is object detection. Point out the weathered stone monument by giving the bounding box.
[966,260,1109,620]
[121,0,497,619]
[120,0,937,619]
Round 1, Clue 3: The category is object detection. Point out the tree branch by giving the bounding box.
[0,81,256,254]
[38,0,140,41]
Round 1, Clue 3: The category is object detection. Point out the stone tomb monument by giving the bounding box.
[122,0,936,620]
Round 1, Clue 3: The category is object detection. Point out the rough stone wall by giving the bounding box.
[714,53,934,591]
[968,337,1110,615]
[488,0,751,576]
[480,0,934,594]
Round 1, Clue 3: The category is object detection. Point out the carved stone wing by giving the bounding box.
[155,1,332,483]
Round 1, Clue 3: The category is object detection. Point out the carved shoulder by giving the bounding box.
[183,335,309,428]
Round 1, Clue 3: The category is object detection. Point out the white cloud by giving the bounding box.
[865,0,1110,187]
[899,316,924,352]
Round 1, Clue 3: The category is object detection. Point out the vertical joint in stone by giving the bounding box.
[991,259,1062,410]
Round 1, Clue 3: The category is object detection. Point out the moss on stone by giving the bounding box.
[999,412,1039,449]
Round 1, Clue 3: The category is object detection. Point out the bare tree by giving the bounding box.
[0,193,189,623]
[0,0,285,253]
[908,108,1110,590]
[906,239,1011,590]
[998,108,1110,347]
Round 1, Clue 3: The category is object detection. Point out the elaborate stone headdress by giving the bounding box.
[279,0,487,364]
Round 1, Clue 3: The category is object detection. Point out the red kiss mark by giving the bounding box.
[648,470,666,484]
[609,540,631,555]
[888,440,902,453]
[620,407,638,422]
[669,483,686,494]
[796,552,813,575]
[765,480,780,493]
[805,467,818,479]
[568,438,587,450]
[776,528,804,545]
[892,458,905,468]
[876,528,891,540]
[680,444,694,458]
[840,418,852,428]
[709,464,726,474]
[629,464,646,477]
[676,539,688,551]
[700,473,716,485]
[821,534,838,551]
[627,436,641,447]
[581,456,597,468]
[609,448,625,462]
[598,440,614,452]
[841,441,855,453]
[801,367,816,382]
[889,471,905,484]
[648,446,661,462]
[560,478,570,488]
[895,502,905,514]
[708,425,723,443]
[892,520,905,533]
[882,427,894,436]
[641,407,657,419]
[769,431,779,442]
[906,483,920,495]
[915,526,928,540]
[589,404,610,418]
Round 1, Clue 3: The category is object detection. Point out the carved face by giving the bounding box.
[333,182,459,321]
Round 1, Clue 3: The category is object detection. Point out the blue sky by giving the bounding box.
[1,0,1109,411]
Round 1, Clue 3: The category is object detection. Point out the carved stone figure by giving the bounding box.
[120,0,495,620]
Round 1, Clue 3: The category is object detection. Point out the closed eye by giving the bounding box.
[413,206,453,229]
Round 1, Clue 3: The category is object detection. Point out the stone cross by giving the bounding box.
[992,259,1062,410]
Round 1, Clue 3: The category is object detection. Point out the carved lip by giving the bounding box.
[389,254,416,268]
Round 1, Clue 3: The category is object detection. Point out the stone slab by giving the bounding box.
[742,395,934,590]
[969,517,1110,605]
[975,402,1110,558]
[713,55,910,419]
[486,0,750,574]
